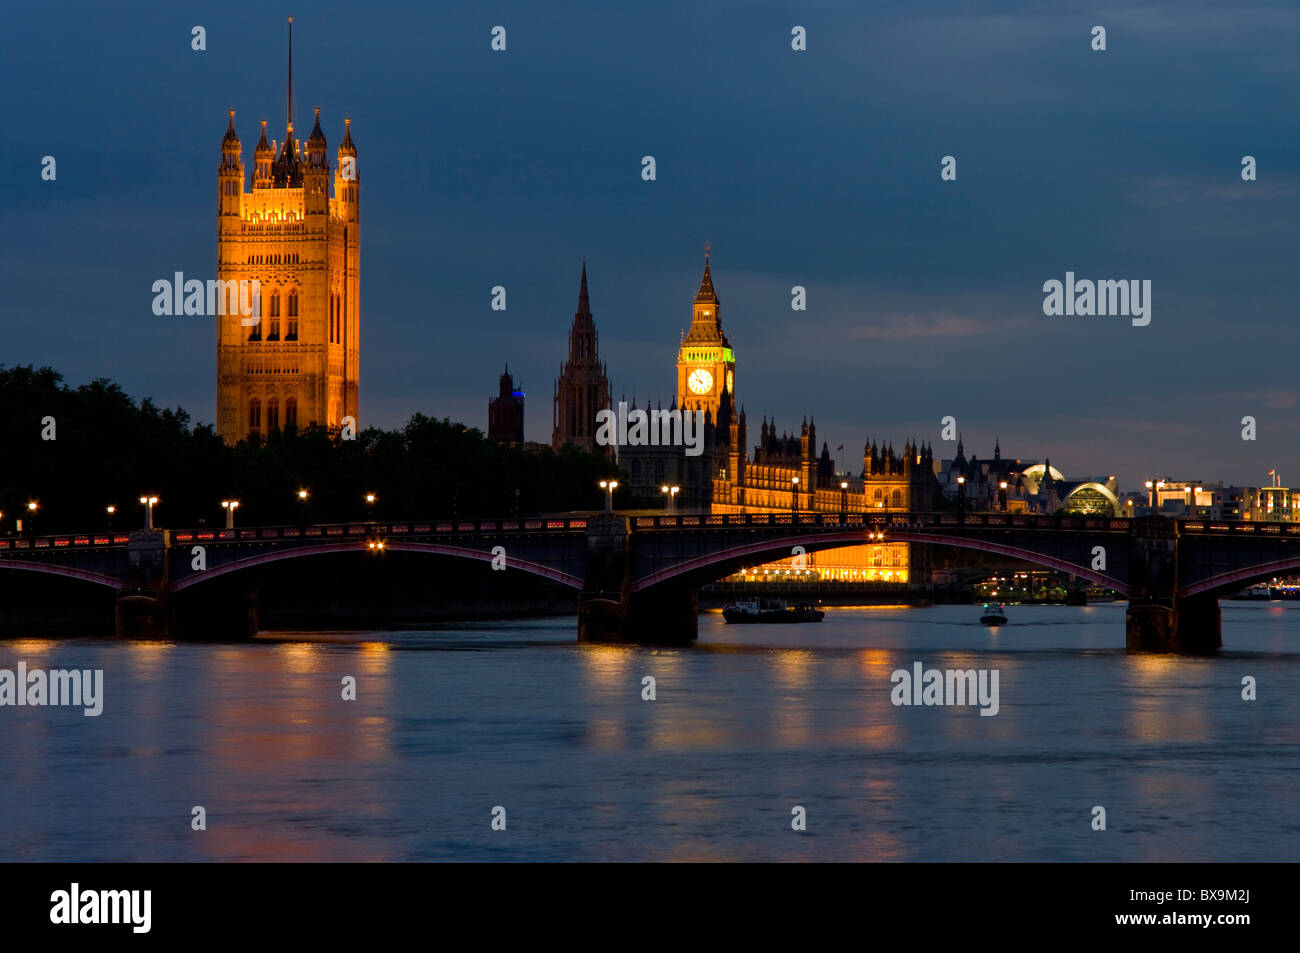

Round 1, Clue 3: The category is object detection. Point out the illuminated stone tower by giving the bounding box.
[216,18,360,444]
[675,250,736,420]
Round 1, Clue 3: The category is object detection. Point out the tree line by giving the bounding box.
[0,366,621,534]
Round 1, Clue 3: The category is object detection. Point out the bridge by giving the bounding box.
[1,512,1297,653]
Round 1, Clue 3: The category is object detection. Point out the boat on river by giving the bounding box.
[723,597,824,624]
[979,602,1008,625]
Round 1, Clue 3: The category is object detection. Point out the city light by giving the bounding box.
[221,499,240,529]
[138,495,159,530]
[600,479,619,514]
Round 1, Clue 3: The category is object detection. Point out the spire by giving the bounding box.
[286,17,294,137]
[338,117,356,157]
[577,259,590,314]
[309,106,325,144]
[306,106,328,169]
[223,108,239,146]
[994,436,1001,460]
[694,245,718,305]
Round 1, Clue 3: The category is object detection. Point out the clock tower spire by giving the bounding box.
[676,247,736,417]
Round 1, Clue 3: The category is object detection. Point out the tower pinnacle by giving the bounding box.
[286,17,294,136]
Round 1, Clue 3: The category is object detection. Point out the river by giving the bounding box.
[1,602,1296,861]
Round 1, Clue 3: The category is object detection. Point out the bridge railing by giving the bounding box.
[6,515,1296,555]
[634,512,1135,531]
[1180,520,1299,535]
[170,516,593,544]
[0,534,131,552]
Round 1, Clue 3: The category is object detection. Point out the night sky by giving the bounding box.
[2,0,1296,490]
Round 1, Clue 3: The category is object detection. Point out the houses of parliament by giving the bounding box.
[215,21,360,444]
[551,253,942,583]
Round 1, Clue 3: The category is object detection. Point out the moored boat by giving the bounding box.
[723,597,824,623]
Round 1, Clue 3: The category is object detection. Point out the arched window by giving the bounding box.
[270,293,280,318]
[248,398,261,431]
[873,488,882,501]
[287,291,298,339]
[892,489,902,507]
[268,315,280,340]
[285,398,297,428]
[267,398,279,431]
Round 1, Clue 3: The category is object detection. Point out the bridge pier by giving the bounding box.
[115,530,172,639]
[578,515,697,644]
[1125,516,1220,654]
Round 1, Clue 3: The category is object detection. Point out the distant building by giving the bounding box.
[488,366,525,444]
[552,262,613,457]
[938,439,1130,515]
[618,251,943,584]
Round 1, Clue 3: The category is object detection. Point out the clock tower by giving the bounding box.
[676,250,736,419]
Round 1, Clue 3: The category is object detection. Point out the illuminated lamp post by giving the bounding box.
[138,495,158,530]
[297,489,309,526]
[599,480,618,515]
[221,499,240,529]
[999,480,1008,512]
[956,476,966,522]
[791,476,800,516]
[661,485,680,514]
[106,504,116,531]
[840,481,849,523]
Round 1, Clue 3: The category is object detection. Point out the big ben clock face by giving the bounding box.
[688,368,714,394]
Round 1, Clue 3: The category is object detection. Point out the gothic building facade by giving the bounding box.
[621,253,943,584]
[552,262,612,457]
[215,23,360,444]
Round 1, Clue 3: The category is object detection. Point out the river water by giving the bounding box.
[2,602,1296,862]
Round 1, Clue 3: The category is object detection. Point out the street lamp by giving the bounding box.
[791,476,800,515]
[106,504,116,531]
[956,476,966,520]
[840,480,849,522]
[660,484,680,514]
[297,488,309,525]
[365,493,377,522]
[221,499,240,529]
[26,501,38,538]
[599,480,619,514]
[138,495,159,530]
[999,480,1008,512]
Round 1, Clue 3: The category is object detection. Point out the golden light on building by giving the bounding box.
[216,20,360,444]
